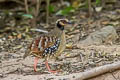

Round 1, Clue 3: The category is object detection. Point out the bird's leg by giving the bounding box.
[45,60,59,73]
[34,57,39,72]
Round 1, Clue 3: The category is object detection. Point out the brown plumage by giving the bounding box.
[23,19,73,73]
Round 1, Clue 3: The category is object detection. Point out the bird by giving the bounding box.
[23,19,73,73]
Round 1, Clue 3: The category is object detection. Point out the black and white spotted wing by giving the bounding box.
[29,35,60,57]
[43,38,60,56]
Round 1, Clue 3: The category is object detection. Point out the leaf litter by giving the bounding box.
[1,6,120,80]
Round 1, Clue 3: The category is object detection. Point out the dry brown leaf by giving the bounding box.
[72,0,80,8]
[101,21,109,25]
[17,34,22,39]
[8,36,13,39]
[66,43,73,49]
[80,15,86,19]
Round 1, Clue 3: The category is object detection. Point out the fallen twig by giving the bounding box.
[47,61,120,80]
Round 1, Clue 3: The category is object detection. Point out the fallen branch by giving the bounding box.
[47,61,120,80]
[74,61,120,80]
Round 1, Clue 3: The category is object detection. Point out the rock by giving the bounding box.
[79,26,118,45]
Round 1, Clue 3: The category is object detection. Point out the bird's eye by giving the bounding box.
[61,20,68,24]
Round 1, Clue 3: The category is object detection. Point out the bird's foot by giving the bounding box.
[48,69,61,73]
[34,57,39,72]
[45,60,61,73]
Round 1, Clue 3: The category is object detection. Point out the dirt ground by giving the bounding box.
[1,44,120,80]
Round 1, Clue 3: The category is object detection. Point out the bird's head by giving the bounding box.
[56,19,73,31]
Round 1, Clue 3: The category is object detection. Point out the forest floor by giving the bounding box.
[1,2,120,80]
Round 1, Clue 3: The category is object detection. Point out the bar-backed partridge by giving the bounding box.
[23,19,73,73]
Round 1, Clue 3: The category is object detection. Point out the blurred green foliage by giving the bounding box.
[49,5,55,13]
[23,0,103,20]
[56,6,75,16]
[96,0,101,5]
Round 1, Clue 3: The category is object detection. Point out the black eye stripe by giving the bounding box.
[57,22,64,30]
[61,20,67,24]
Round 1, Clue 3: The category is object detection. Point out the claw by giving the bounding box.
[45,60,60,73]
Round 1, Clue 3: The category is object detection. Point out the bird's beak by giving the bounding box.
[65,21,75,31]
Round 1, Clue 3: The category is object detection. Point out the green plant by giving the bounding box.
[49,5,55,13]
[95,0,101,6]
[56,6,75,16]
